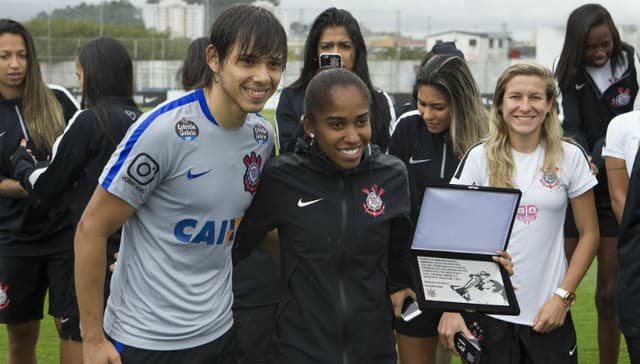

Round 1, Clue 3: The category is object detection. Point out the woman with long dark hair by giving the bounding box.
[389,54,488,364]
[0,18,78,364]
[555,5,640,362]
[276,7,395,153]
[10,36,142,364]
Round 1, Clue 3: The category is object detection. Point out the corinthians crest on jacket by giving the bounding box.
[362,184,385,217]
[243,151,262,194]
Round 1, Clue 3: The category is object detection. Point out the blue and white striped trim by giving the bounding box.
[101,89,208,189]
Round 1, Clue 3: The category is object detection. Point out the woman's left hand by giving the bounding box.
[531,295,567,333]
[390,288,416,318]
[492,250,513,276]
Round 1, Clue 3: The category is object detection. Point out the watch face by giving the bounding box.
[566,292,576,305]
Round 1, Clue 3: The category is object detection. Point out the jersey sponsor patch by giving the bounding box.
[174,217,242,245]
[516,204,538,225]
[253,124,269,144]
[243,151,262,194]
[126,153,159,186]
[0,281,9,310]
[175,117,199,141]
[539,168,560,189]
[362,184,385,217]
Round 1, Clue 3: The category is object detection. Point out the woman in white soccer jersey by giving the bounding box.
[439,63,599,364]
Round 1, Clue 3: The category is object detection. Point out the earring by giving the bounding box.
[309,133,315,146]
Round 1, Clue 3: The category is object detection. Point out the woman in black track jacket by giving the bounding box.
[234,69,414,364]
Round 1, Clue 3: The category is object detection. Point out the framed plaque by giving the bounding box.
[410,184,521,315]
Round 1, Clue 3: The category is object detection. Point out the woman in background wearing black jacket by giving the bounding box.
[555,5,640,362]
[10,36,141,364]
[235,68,414,364]
[388,54,488,364]
[0,19,78,364]
[276,7,395,153]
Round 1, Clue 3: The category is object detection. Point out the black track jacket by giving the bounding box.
[0,85,78,255]
[388,111,459,223]
[233,142,413,364]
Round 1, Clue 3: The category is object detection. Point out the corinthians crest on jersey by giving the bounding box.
[243,151,262,194]
[362,184,385,217]
[539,167,560,189]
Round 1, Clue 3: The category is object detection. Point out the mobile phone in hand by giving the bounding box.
[400,297,422,322]
[319,53,342,69]
[454,331,481,364]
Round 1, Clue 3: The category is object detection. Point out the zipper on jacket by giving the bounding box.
[440,141,447,179]
[14,105,30,142]
[338,177,350,364]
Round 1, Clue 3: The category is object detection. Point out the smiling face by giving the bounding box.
[583,23,613,68]
[500,75,553,142]
[316,26,355,71]
[416,85,452,134]
[0,32,27,99]
[207,42,283,123]
[304,85,371,170]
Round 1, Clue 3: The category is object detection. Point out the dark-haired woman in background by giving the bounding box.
[389,54,488,364]
[555,4,640,362]
[10,36,141,364]
[0,18,78,364]
[276,7,395,153]
[177,37,212,91]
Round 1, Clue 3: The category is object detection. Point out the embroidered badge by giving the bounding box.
[253,124,269,145]
[540,167,560,189]
[611,87,631,108]
[516,204,538,225]
[243,151,262,194]
[362,185,385,217]
[175,118,199,141]
[0,281,9,310]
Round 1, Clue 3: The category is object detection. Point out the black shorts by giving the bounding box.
[624,336,640,364]
[461,312,577,364]
[60,239,118,341]
[393,310,442,337]
[112,328,236,364]
[233,303,277,364]
[564,175,619,238]
[0,251,73,324]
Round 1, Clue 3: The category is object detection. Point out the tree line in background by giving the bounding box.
[24,0,421,62]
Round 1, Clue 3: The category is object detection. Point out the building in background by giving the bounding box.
[142,0,205,39]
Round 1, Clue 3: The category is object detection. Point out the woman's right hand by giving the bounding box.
[0,178,28,199]
[437,312,473,354]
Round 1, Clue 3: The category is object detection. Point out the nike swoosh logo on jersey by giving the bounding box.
[409,156,431,164]
[297,198,323,207]
[186,169,211,179]
[0,131,6,138]
[60,317,70,323]
[569,344,577,356]
[575,83,586,90]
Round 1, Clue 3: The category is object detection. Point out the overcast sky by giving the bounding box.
[4,0,639,40]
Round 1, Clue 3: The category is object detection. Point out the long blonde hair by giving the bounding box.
[486,62,563,188]
[0,20,65,153]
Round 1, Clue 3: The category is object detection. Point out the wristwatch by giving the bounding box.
[554,287,576,305]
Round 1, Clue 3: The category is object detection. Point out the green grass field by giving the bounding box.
[0,263,631,363]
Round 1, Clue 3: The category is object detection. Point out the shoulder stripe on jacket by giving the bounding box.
[453,142,483,180]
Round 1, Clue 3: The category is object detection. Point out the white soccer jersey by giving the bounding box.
[99,88,274,350]
[603,111,640,177]
[451,141,596,326]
